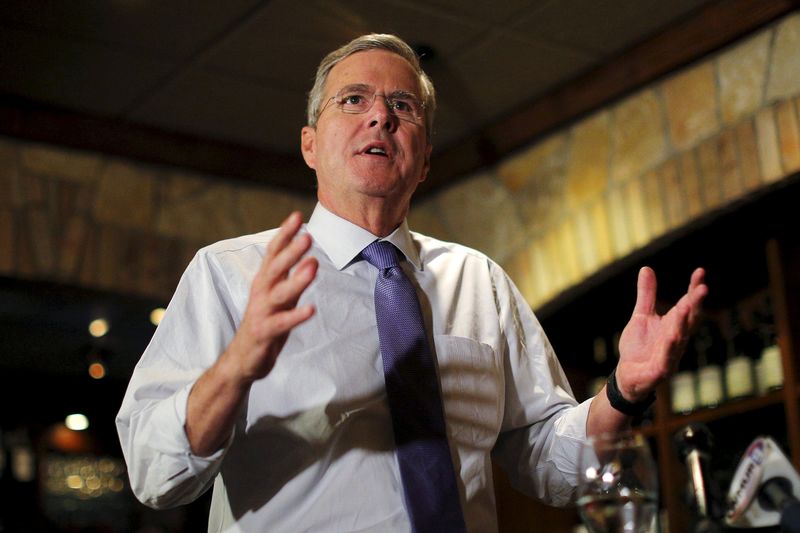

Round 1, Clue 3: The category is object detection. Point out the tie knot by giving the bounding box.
[361,240,399,270]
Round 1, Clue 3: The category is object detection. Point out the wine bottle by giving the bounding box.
[695,322,725,409]
[670,340,698,414]
[724,308,756,400]
[756,295,783,393]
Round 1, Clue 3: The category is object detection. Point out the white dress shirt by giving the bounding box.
[116,203,591,532]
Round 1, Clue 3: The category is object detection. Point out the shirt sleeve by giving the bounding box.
[489,265,591,507]
[115,249,241,508]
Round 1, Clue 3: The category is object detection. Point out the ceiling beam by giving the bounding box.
[1,0,797,198]
[0,95,317,194]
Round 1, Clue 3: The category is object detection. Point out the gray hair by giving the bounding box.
[306,33,436,139]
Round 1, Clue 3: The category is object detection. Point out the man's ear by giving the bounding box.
[419,142,432,183]
[301,126,317,170]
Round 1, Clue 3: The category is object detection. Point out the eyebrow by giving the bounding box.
[337,84,419,99]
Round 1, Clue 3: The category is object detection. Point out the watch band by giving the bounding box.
[606,367,656,417]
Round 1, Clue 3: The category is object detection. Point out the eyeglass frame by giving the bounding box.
[317,84,427,125]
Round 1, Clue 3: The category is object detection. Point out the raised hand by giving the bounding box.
[226,211,318,382]
[615,267,708,402]
[186,211,318,456]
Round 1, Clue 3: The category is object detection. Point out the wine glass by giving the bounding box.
[576,432,659,533]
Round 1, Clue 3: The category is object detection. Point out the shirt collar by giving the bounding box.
[306,202,422,271]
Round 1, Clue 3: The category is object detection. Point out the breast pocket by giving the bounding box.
[433,335,503,451]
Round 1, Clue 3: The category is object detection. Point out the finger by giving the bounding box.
[263,233,313,288]
[268,256,319,310]
[264,212,304,263]
[253,213,306,290]
[689,267,706,291]
[632,266,657,317]
[264,304,316,340]
[685,268,708,326]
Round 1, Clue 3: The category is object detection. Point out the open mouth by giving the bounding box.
[365,147,388,157]
[361,143,392,158]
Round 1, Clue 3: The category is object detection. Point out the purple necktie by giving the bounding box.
[361,240,467,533]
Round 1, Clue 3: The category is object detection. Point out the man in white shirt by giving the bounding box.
[116,34,707,532]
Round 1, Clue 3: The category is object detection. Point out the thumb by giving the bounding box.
[632,266,657,316]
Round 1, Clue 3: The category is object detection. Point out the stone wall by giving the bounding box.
[1,12,799,307]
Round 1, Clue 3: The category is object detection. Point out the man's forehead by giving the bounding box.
[325,50,420,94]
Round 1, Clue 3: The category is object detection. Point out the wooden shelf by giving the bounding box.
[662,390,786,433]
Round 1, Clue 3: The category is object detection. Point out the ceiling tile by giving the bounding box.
[448,30,596,125]
[509,0,714,58]
[129,67,308,154]
[0,0,264,60]
[0,28,176,116]
[197,0,485,91]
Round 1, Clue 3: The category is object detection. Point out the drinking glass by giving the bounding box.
[576,432,659,533]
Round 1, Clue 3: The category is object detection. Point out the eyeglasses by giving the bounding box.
[319,84,425,124]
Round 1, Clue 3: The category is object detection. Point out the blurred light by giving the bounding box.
[66,474,83,489]
[65,414,89,431]
[601,471,616,484]
[88,318,109,337]
[584,466,598,480]
[88,361,106,380]
[150,307,166,326]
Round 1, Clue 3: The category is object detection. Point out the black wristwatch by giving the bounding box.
[606,367,656,417]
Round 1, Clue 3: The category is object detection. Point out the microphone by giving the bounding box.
[674,424,725,532]
[725,436,800,532]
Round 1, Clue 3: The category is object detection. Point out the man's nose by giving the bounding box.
[368,96,398,131]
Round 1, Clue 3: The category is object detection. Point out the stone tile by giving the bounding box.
[542,228,567,296]
[26,208,55,275]
[94,161,155,230]
[15,173,46,207]
[754,106,784,183]
[58,215,89,279]
[610,88,668,183]
[56,181,96,220]
[437,172,526,264]
[607,186,632,258]
[0,171,14,208]
[156,174,239,244]
[408,196,454,242]
[776,98,800,173]
[0,138,20,205]
[663,63,720,150]
[661,160,686,231]
[0,208,14,274]
[503,244,535,305]
[718,31,770,126]
[735,119,762,193]
[623,177,649,248]
[19,143,103,183]
[588,199,614,269]
[697,138,723,210]
[96,226,122,290]
[497,133,567,192]
[573,207,599,276]
[766,12,800,102]
[137,235,173,299]
[497,135,568,232]
[528,239,552,308]
[564,110,611,210]
[17,219,37,277]
[557,217,582,286]
[718,129,743,203]
[679,152,704,220]
[78,228,99,288]
[642,170,667,241]
[236,185,316,235]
